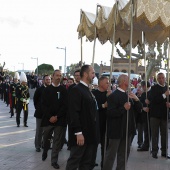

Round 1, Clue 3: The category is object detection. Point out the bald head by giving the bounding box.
[117,74,129,89]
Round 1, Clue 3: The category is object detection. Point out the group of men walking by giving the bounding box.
[1,66,170,170]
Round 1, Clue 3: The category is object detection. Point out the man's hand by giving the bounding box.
[166,102,170,108]
[124,102,131,110]
[128,92,139,101]
[145,99,150,105]
[143,107,149,112]
[49,116,57,123]
[107,90,112,97]
[76,134,84,146]
[164,90,170,96]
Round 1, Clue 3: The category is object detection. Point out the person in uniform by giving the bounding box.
[9,72,20,118]
[16,72,30,127]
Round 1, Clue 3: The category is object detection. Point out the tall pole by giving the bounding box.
[37,57,38,76]
[56,46,67,76]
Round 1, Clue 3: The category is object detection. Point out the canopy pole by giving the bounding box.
[166,37,170,159]
[80,9,83,67]
[92,4,100,67]
[125,1,133,170]
[142,31,151,157]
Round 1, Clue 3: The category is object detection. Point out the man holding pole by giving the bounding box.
[103,74,142,170]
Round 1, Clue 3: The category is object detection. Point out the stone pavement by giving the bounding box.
[0,89,170,170]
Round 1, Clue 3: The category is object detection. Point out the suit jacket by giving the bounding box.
[33,85,46,118]
[68,83,98,146]
[149,84,169,120]
[107,89,142,139]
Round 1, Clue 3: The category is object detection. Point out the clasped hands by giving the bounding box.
[49,116,57,123]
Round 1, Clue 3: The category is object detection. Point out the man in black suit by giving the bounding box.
[33,75,51,152]
[66,65,98,170]
[103,74,142,170]
[149,73,170,159]
[41,70,68,169]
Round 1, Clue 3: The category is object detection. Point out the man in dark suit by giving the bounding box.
[103,74,142,170]
[66,65,98,170]
[149,73,170,159]
[33,75,51,152]
[41,70,68,169]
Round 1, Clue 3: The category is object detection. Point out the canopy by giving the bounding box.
[77,0,170,47]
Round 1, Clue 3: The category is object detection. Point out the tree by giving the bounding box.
[35,63,54,75]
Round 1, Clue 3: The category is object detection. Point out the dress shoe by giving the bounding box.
[24,124,28,127]
[42,152,47,161]
[51,162,60,169]
[17,125,20,127]
[137,147,149,151]
[161,154,170,159]
[36,148,41,152]
[152,153,158,159]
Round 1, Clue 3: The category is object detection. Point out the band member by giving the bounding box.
[9,72,20,118]
[33,75,51,152]
[16,72,30,127]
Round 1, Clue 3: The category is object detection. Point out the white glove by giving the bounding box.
[23,99,27,102]
[26,99,29,104]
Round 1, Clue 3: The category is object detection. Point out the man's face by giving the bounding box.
[74,72,80,83]
[100,78,109,91]
[53,71,62,84]
[87,66,95,84]
[14,78,18,83]
[44,76,51,86]
[157,74,165,85]
[124,76,129,89]
[21,81,27,86]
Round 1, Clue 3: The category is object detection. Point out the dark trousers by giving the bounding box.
[34,118,43,149]
[137,123,143,147]
[66,144,96,170]
[142,117,150,149]
[103,136,132,170]
[150,117,167,155]
[43,125,64,163]
[16,103,28,125]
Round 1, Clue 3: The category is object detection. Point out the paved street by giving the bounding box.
[0,89,170,170]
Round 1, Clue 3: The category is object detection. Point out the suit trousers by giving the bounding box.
[150,117,167,154]
[102,136,132,170]
[43,125,64,164]
[66,144,96,170]
[34,118,43,149]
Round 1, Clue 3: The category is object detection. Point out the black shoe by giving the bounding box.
[137,147,149,151]
[152,153,158,159]
[138,144,142,148]
[17,125,20,127]
[51,162,60,169]
[161,154,170,159]
[42,152,47,161]
[36,148,41,152]
[24,124,28,127]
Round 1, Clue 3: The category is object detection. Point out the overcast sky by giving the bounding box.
[0,0,117,72]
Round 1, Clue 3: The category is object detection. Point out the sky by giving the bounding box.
[0,0,118,73]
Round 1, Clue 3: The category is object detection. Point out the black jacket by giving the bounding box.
[41,84,68,127]
[149,84,169,120]
[107,89,142,139]
[33,85,46,118]
[68,83,98,146]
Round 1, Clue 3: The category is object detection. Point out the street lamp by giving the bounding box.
[18,62,24,71]
[56,46,66,75]
[31,57,38,76]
